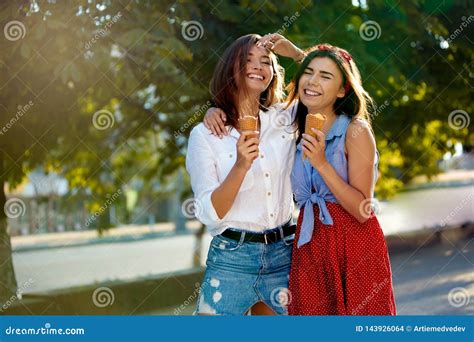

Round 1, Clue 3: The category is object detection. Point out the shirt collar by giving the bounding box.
[325,114,350,141]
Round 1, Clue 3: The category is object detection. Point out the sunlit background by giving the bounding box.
[0,0,472,315]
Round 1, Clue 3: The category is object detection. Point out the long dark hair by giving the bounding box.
[286,44,374,143]
[209,34,284,129]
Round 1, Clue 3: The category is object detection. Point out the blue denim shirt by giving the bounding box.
[291,114,379,248]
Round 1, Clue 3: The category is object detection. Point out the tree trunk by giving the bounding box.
[0,150,18,304]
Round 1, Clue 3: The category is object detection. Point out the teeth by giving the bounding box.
[248,74,264,80]
[305,89,321,96]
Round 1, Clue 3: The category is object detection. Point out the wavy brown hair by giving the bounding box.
[209,34,285,129]
[286,44,375,143]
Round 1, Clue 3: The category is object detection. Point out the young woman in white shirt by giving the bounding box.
[186,34,302,315]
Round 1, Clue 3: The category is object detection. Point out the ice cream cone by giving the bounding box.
[303,113,326,160]
[239,116,259,140]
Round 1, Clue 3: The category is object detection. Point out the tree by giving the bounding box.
[0,0,201,302]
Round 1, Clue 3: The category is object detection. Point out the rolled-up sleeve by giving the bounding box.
[185,126,224,227]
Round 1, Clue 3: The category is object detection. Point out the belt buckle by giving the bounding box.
[264,233,269,245]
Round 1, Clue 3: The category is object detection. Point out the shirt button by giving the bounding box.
[282,135,285,139]
[260,154,264,158]
[267,192,271,196]
[270,213,274,217]
[229,154,233,158]
[265,173,270,177]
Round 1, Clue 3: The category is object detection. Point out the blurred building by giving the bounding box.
[6,169,174,236]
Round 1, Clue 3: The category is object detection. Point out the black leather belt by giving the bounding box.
[221,221,296,244]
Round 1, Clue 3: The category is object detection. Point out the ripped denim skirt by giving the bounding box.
[194,225,294,315]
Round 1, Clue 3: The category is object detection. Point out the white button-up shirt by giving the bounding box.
[186,103,296,236]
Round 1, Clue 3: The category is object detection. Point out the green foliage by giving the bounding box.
[0,0,471,220]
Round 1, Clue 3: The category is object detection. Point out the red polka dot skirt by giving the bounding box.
[288,202,397,315]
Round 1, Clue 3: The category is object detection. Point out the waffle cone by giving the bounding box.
[305,113,326,137]
[238,116,258,131]
[303,113,326,160]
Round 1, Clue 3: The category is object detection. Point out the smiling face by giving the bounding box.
[298,56,346,113]
[239,44,274,96]
[210,34,284,129]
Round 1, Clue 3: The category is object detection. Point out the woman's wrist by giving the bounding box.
[233,160,251,173]
[294,48,306,63]
[313,159,330,173]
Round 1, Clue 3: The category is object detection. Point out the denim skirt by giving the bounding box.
[195,226,294,315]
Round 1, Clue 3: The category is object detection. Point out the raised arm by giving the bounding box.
[258,33,306,63]
[203,107,228,138]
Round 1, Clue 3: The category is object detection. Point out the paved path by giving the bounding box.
[13,233,213,293]
[148,239,474,315]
